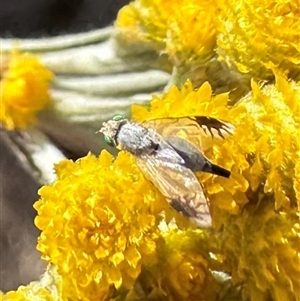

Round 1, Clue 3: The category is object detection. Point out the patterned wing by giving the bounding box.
[142,116,235,151]
[136,146,212,228]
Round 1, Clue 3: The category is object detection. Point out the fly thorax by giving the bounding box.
[116,122,156,155]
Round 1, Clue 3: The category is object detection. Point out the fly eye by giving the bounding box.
[113,115,124,121]
[104,135,115,147]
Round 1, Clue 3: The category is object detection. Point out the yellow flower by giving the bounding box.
[156,229,221,301]
[116,0,216,65]
[123,228,223,300]
[132,75,300,300]
[0,50,53,129]
[34,151,164,301]
[219,203,300,301]
[114,3,141,45]
[216,0,300,80]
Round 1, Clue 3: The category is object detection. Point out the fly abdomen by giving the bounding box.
[166,136,230,178]
[203,162,231,178]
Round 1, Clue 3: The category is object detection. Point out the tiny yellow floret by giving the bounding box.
[0,50,53,129]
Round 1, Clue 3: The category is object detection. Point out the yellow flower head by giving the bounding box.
[116,0,216,65]
[220,203,300,301]
[0,50,53,129]
[114,3,141,45]
[155,229,220,301]
[34,151,165,301]
[216,0,300,80]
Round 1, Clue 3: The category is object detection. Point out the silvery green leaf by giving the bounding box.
[0,27,113,53]
[52,70,170,95]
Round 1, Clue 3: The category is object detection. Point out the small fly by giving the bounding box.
[99,115,235,228]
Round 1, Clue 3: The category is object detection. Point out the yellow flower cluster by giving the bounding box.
[216,0,300,80]
[0,51,53,129]
[34,151,167,301]
[2,1,299,300]
[116,0,300,84]
[31,73,299,300]
[116,0,216,65]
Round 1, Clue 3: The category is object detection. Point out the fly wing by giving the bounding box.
[136,147,212,228]
[142,116,235,150]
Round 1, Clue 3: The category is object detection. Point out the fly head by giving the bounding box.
[98,115,127,147]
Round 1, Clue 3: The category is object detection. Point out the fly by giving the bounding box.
[99,115,234,228]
